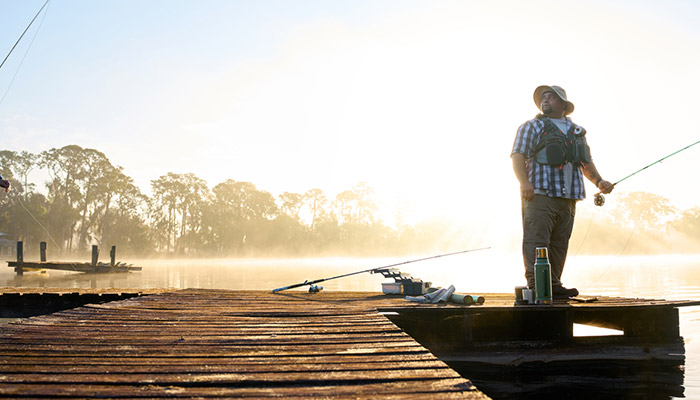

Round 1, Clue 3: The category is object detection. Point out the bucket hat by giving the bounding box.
[533,85,574,115]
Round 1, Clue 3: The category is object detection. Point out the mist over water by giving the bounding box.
[2,253,700,399]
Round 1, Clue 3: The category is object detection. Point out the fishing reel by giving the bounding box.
[308,285,323,293]
[593,193,605,207]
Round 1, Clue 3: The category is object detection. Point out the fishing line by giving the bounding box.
[11,195,78,272]
[0,0,52,107]
[576,138,700,288]
[572,204,596,256]
[579,206,643,293]
[0,0,50,71]
[13,196,60,251]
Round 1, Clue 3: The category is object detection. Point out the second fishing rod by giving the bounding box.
[271,247,490,293]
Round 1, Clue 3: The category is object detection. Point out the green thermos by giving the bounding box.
[534,247,552,305]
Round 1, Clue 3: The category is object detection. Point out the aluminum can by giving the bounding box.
[514,286,528,305]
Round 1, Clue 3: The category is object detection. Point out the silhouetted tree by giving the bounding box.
[209,180,278,255]
[673,207,700,238]
[150,172,209,254]
[612,191,677,233]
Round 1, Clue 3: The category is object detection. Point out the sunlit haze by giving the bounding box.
[1,0,699,253]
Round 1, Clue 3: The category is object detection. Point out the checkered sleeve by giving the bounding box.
[511,120,537,158]
[582,135,592,163]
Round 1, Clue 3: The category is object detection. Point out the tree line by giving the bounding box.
[0,145,441,257]
[0,145,698,258]
[570,191,700,255]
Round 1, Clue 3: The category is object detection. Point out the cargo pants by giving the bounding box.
[521,194,577,289]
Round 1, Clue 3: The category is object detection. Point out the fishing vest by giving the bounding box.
[533,115,591,166]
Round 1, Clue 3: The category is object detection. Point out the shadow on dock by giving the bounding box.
[447,358,684,399]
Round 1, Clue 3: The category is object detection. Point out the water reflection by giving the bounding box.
[448,359,685,400]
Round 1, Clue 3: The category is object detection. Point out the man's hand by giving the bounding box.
[597,180,614,194]
[521,181,534,202]
[0,180,10,193]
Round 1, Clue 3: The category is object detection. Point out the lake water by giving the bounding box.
[2,252,700,399]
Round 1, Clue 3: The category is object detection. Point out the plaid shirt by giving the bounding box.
[511,116,589,200]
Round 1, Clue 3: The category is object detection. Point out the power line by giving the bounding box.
[0,1,52,107]
[0,0,51,71]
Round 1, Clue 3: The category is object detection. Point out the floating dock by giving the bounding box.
[7,260,142,274]
[0,289,698,398]
[7,242,141,275]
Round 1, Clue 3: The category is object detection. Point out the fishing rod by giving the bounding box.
[594,139,700,206]
[271,247,491,293]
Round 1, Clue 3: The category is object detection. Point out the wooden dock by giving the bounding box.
[0,290,488,399]
[1,289,698,398]
[380,293,700,365]
[0,288,166,318]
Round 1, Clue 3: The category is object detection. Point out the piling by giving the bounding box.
[39,242,46,262]
[91,245,98,272]
[15,241,23,276]
[110,245,116,267]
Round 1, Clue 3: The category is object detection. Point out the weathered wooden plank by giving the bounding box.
[0,368,468,384]
[0,342,427,354]
[0,323,398,332]
[0,353,441,366]
[0,378,485,398]
[0,331,409,341]
[0,359,451,374]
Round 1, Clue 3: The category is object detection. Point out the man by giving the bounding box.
[511,85,613,298]
[0,176,9,193]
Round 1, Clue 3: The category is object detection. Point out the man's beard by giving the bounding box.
[541,103,552,115]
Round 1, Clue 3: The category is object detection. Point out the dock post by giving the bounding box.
[110,246,116,267]
[91,245,99,272]
[16,241,23,276]
[40,242,47,262]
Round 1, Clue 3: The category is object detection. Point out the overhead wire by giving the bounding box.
[0,1,71,271]
[0,0,52,107]
[0,0,51,71]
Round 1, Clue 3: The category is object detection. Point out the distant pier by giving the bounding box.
[7,241,141,275]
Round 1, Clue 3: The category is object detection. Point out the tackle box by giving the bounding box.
[381,282,403,294]
[402,279,431,295]
[378,268,431,295]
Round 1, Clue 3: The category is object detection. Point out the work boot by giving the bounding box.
[552,285,579,298]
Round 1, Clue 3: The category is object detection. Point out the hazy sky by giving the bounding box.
[1,0,699,242]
